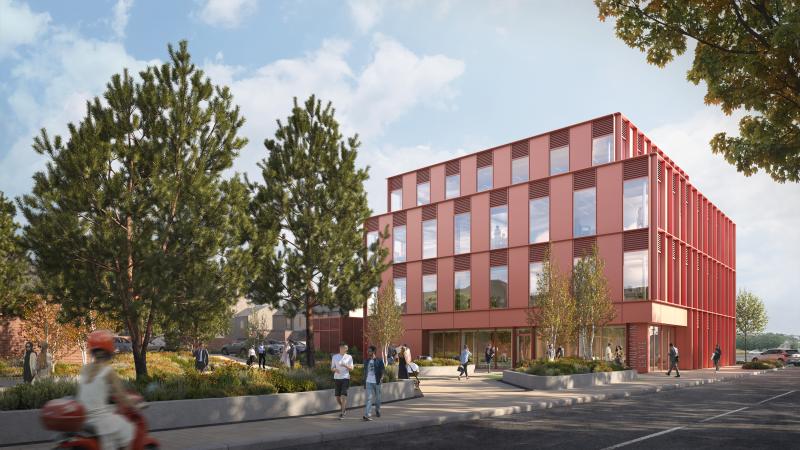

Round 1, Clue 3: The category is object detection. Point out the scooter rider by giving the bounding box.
[78,330,135,450]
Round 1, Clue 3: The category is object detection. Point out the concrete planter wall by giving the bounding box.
[503,369,637,390]
[417,364,476,377]
[0,380,416,447]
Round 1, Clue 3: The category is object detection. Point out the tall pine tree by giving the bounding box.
[19,41,252,379]
[0,191,31,318]
[249,95,388,366]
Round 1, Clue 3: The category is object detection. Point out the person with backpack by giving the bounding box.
[712,344,722,372]
[666,342,680,377]
[458,344,472,380]
[257,342,267,369]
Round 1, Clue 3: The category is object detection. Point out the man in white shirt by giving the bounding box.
[331,342,354,419]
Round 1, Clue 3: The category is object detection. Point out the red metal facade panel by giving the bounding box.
[569,122,592,172]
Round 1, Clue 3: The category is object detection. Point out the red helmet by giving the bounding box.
[88,330,115,354]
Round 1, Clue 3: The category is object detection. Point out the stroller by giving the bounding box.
[406,361,421,388]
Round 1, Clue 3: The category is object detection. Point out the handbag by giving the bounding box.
[457,364,464,373]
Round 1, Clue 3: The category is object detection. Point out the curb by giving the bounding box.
[193,368,781,450]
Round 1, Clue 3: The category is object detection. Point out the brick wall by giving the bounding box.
[627,323,649,373]
[1,318,84,364]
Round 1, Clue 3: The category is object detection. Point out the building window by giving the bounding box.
[477,166,493,192]
[455,270,471,310]
[529,262,543,306]
[490,266,508,308]
[446,174,460,199]
[423,219,437,259]
[529,197,550,243]
[623,177,648,230]
[391,189,402,211]
[417,182,430,206]
[490,205,508,249]
[550,146,569,175]
[454,213,470,254]
[623,250,648,300]
[366,231,379,260]
[512,157,529,184]
[592,134,614,166]
[423,274,437,312]
[394,277,407,313]
[573,188,596,237]
[393,225,406,262]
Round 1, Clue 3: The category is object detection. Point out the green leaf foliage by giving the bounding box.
[527,247,577,350]
[596,0,800,182]
[573,245,616,360]
[0,192,32,317]
[736,288,769,361]
[248,95,389,366]
[17,41,252,379]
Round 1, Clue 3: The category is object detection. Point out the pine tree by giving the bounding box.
[573,245,615,360]
[0,192,31,318]
[527,247,577,356]
[366,282,404,364]
[248,95,388,367]
[18,41,251,379]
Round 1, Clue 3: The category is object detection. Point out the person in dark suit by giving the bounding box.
[194,342,209,372]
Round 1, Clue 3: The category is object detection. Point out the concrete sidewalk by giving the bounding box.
[13,366,783,450]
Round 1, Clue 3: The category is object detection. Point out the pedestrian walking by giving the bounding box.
[398,345,411,380]
[288,341,297,368]
[257,342,267,369]
[555,345,564,360]
[34,342,53,381]
[331,342,354,419]
[484,343,495,373]
[247,346,256,367]
[614,345,624,366]
[546,342,555,361]
[362,345,385,421]
[280,341,291,368]
[458,344,472,380]
[605,342,613,362]
[22,341,36,384]
[712,344,722,372]
[194,342,209,372]
[666,342,680,377]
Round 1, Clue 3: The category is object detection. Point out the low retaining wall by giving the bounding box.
[0,380,416,446]
[417,364,476,377]
[503,369,637,390]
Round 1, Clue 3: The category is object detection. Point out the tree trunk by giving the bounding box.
[743,333,747,363]
[588,325,595,361]
[304,298,315,367]
[131,333,148,379]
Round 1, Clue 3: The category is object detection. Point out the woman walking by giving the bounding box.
[458,345,472,380]
[35,342,53,382]
[712,344,722,372]
[397,345,410,380]
[484,343,495,373]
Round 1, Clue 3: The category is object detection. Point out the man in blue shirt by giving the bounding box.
[363,345,385,421]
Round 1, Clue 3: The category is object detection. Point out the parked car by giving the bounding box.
[787,352,800,367]
[221,339,248,357]
[289,340,306,353]
[146,336,166,352]
[267,340,284,355]
[751,348,796,363]
[113,336,132,353]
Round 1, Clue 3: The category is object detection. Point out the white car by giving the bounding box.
[147,336,167,352]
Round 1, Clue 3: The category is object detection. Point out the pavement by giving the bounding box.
[318,367,799,450]
[9,366,792,450]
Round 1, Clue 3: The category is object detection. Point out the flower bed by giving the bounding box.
[0,359,22,378]
[741,360,784,370]
[0,352,396,411]
[515,357,626,376]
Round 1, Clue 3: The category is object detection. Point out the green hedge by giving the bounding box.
[0,359,23,378]
[413,358,461,367]
[515,358,627,376]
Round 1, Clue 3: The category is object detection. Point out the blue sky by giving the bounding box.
[0,0,798,334]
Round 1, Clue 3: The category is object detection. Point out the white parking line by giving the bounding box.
[602,390,797,449]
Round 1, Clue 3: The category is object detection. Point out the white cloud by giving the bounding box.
[111,0,134,39]
[0,0,51,58]
[197,0,257,28]
[0,28,155,203]
[206,35,464,198]
[647,108,800,334]
[347,0,384,32]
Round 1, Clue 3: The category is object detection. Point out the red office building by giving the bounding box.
[364,113,735,373]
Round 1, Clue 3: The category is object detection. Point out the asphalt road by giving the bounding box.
[290,368,800,450]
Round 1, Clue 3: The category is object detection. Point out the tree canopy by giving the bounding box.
[527,248,577,353]
[366,282,404,363]
[736,289,768,360]
[18,41,251,378]
[0,192,32,318]
[573,245,615,360]
[596,0,800,182]
[248,95,388,366]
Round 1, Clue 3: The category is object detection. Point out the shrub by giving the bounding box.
[0,359,23,378]
[53,363,81,377]
[515,358,626,376]
[413,358,461,367]
[0,379,77,410]
[742,360,783,370]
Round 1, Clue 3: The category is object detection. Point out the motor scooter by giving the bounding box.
[40,394,159,450]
